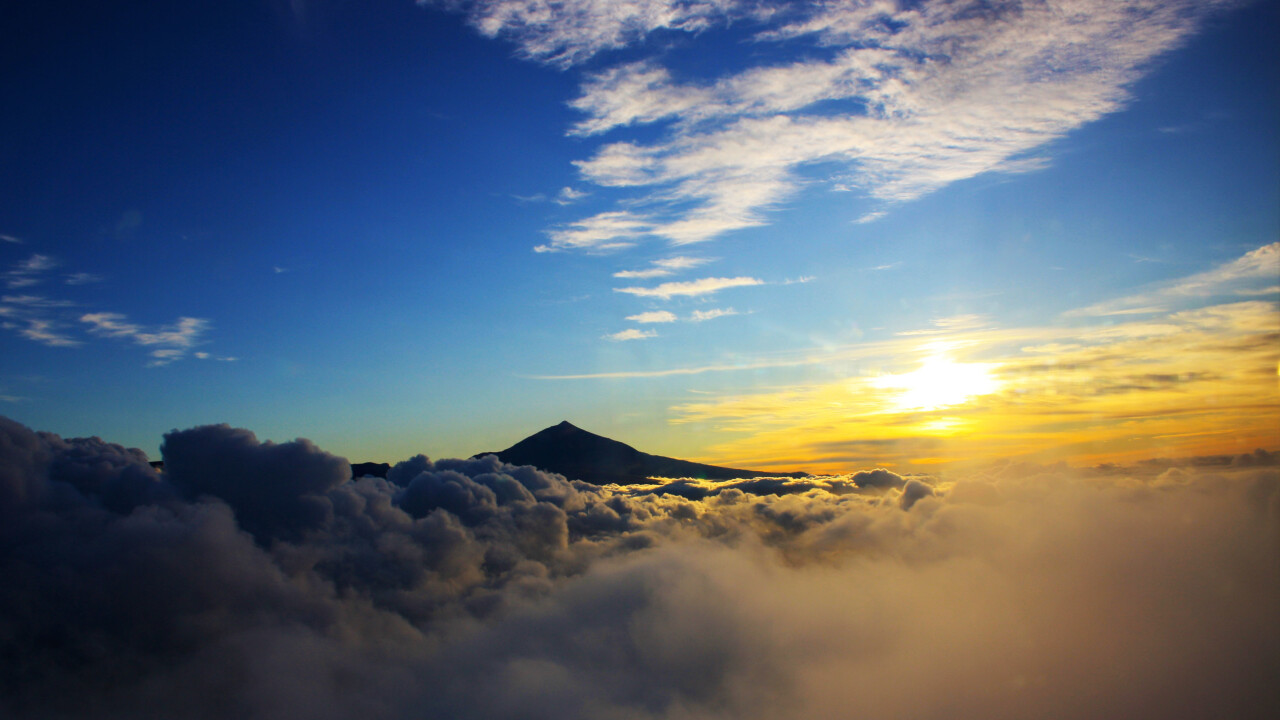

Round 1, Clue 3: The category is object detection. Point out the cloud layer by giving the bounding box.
[2,415,1276,719]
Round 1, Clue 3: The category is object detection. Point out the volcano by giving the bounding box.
[474,420,807,485]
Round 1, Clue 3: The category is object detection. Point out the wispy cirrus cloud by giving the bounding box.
[615,275,762,299]
[453,0,1241,256]
[690,307,737,322]
[626,310,677,323]
[3,253,57,289]
[1066,242,1279,317]
[605,328,658,341]
[64,272,103,285]
[426,0,745,68]
[82,313,211,366]
[0,247,227,365]
[614,255,712,278]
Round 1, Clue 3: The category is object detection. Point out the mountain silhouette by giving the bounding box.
[474,420,807,485]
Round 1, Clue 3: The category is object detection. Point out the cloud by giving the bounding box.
[626,311,677,323]
[689,307,737,321]
[614,255,713,278]
[605,328,658,341]
[491,0,1245,252]
[16,319,80,347]
[1068,242,1280,317]
[81,313,211,365]
[1,414,1275,718]
[536,210,654,252]
[615,275,762,299]
[0,234,22,244]
[0,254,220,363]
[427,0,745,68]
[63,272,102,285]
[555,186,589,204]
[3,254,56,289]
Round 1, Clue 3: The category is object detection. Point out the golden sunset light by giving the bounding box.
[871,347,1001,411]
[679,296,1280,474]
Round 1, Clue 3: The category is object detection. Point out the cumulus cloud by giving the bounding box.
[1,415,1276,719]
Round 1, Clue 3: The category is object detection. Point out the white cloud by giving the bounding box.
[1,233,22,244]
[548,0,1242,249]
[4,253,57,289]
[80,312,142,338]
[555,186,589,204]
[615,275,763,299]
[626,310,677,323]
[613,267,671,279]
[429,0,745,67]
[64,272,103,285]
[1067,242,1280,317]
[82,313,211,366]
[689,307,737,322]
[1,295,75,309]
[537,210,654,252]
[605,328,658,341]
[614,255,713,278]
[19,319,80,347]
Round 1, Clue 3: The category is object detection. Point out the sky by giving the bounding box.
[1,0,1277,472]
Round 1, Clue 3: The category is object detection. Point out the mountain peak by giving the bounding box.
[476,422,805,485]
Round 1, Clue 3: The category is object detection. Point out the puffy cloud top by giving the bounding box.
[1,415,1276,719]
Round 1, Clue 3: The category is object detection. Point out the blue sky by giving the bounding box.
[1,0,1277,468]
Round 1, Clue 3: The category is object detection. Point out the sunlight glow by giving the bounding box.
[873,352,1001,411]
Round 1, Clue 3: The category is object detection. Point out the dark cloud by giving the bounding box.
[1,416,1277,719]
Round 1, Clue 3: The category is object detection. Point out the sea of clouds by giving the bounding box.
[2,415,1276,719]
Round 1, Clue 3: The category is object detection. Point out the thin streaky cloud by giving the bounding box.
[615,276,763,299]
[81,312,211,366]
[604,328,658,341]
[627,310,677,323]
[689,307,737,322]
[19,319,80,347]
[614,267,672,279]
[1066,241,1279,317]
[1,295,76,309]
[614,254,713,278]
[536,210,653,253]
[0,233,22,244]
[64,272,103,285]
[4,253,57,288]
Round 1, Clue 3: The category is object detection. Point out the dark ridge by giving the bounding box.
[351,462,390,479]
[473,420,808,485]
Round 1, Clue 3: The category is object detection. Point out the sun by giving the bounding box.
[872,351,1001,411]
